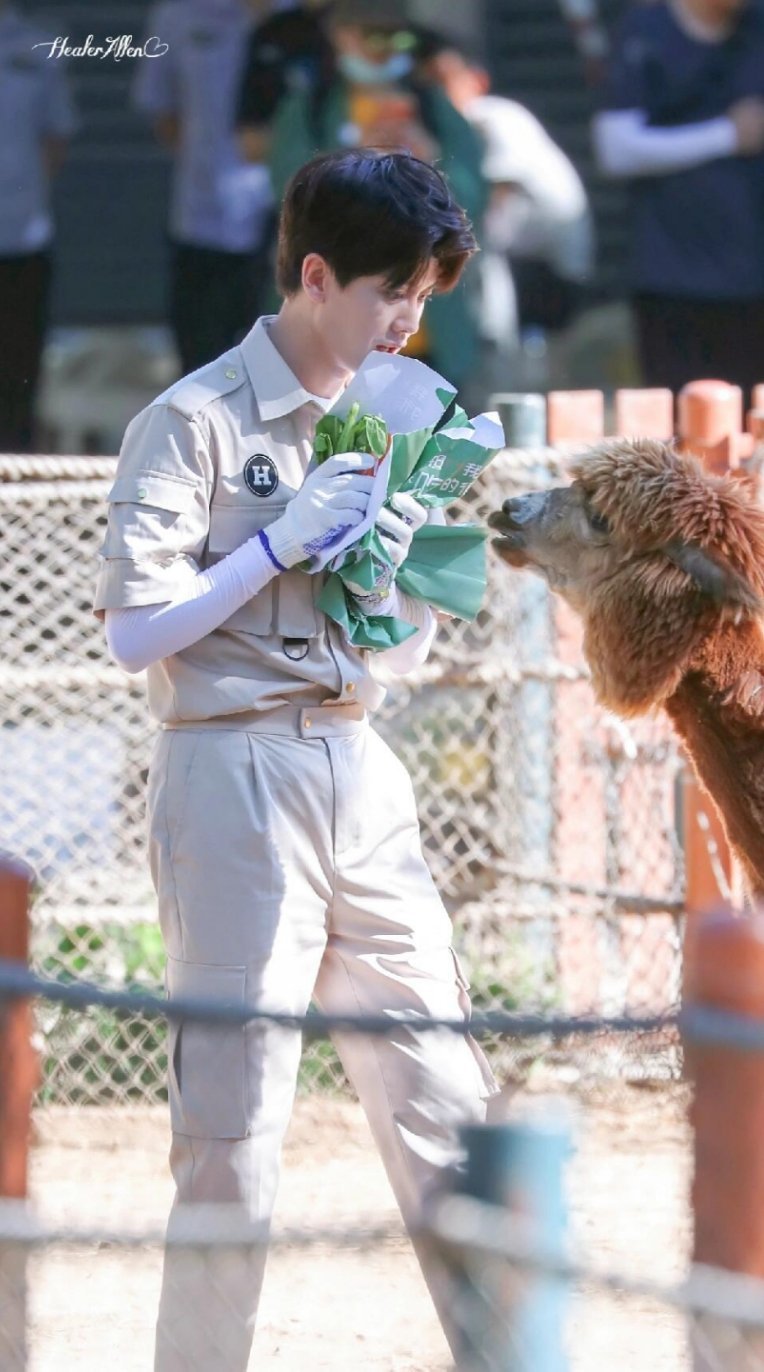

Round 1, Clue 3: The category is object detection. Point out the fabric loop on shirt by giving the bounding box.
[282,638,310,662]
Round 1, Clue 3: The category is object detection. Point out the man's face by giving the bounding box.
[332,21,414,66]
[317,259,441,373]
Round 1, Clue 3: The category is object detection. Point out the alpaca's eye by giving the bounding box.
[590,508,610,535]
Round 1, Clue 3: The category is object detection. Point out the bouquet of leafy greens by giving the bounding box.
[313,403,389,468]
[310,363,504,651]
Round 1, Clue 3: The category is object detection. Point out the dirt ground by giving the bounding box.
[24,1084,692,1372]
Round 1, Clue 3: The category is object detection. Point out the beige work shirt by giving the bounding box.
[94,316,387,723]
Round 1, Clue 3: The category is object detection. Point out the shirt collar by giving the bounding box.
[240,316,341,421]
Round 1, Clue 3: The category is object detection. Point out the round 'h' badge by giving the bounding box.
[244,454,279,497]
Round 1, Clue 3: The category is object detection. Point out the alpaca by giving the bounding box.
[489,438,764,897]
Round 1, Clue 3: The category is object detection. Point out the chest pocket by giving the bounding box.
[207,503,320,639]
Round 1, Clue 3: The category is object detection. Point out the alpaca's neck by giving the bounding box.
[665,620,764,897]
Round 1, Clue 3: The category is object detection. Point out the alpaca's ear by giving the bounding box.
[664,541,762,614]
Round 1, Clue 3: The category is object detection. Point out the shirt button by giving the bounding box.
[304,717,312,730]
[137,486,147,501]
[346,683,355,694]
[225,368,237,380]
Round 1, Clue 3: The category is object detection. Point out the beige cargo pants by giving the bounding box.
[148,704,497,1370]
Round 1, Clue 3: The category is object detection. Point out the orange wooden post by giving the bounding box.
[613,388,674,439]
[678,379,743,448]
[546,390,604,446]
[0,857,36,1199]
[684,913,764,1341]
[677,378,754,472]
[747,410,764,443]
[0,856,37,1372]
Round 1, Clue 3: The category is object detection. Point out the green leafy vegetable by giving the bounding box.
[313,407,388,462]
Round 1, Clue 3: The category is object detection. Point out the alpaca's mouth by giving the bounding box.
[487,508,530,565]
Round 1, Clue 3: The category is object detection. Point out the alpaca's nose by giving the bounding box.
[502,493,546,527]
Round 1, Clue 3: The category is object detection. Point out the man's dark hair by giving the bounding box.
[276,148,477,298]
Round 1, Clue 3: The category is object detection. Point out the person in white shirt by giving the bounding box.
[417,33,594,388]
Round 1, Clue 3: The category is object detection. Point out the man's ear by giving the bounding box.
[301,253,332,303]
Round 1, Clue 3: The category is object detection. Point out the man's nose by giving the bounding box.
[395,297,421,333]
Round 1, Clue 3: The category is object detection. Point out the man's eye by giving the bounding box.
[590,508,610,535]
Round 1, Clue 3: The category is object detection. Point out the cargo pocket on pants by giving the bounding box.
[166,956,249,1139]
[450,948,500,1101]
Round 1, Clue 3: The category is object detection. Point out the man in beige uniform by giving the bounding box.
[95,148,496,1369]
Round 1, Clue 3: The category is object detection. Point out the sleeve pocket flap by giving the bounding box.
[165,956,247,1007]
[165,957,249,1139]
[108,471,198,514]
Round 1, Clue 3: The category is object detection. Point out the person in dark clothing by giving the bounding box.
[133,0,277,376]
[594,0,764,401]
[237,1,336,166]
[0,2,76,452]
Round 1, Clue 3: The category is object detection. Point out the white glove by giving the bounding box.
[346,492,428,607]
[262,454,375,571]
[377,492,428,569]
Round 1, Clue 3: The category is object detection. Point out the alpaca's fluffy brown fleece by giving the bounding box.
[572,438,764,595]
[572,440,764,894]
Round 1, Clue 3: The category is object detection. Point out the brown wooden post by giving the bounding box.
[0,855,37,1371]
[684,912,764,1369]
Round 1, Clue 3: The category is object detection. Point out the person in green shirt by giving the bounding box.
[268,0,488,392]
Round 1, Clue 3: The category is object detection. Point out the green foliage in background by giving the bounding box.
[36,921,169,1105]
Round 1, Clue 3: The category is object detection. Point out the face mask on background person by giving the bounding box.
[337,51,414,85]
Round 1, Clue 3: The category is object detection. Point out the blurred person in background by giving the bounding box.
[237,0,335,166]
[418,32,594,390]
[558,0,611,87]
[265,0,488,395]
[593,0,764,400]
[132,0,278,374]
[0,0,76,452]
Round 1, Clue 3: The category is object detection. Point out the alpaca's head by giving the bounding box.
[489,438,764,715]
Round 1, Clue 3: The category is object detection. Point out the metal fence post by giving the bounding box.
[0,855,37,1371]
[455,1114,571,1371]
[683,911,764,1369]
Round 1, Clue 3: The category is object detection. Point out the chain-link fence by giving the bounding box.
[0,450,690,1107]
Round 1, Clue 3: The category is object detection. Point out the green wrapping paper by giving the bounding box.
[308,353,505,651]
[396,525,488,620]
[317,408,503,648]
